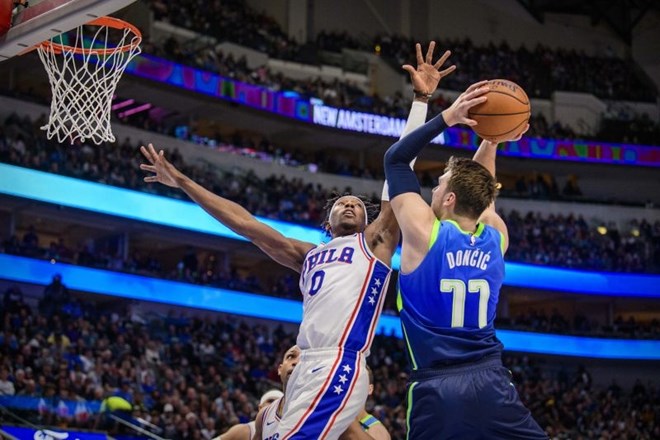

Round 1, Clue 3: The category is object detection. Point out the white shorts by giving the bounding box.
[277,348,368,440]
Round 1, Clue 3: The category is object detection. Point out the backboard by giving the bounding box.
[0,0,137,61]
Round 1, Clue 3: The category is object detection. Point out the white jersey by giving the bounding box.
[260,397,282,439]
[298,233,392,354]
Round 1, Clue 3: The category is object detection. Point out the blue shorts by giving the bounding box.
[406,355,547,440]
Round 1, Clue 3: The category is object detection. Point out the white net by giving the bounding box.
[37,18,141,145]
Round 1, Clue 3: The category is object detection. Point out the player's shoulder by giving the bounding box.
[261,397,282,422]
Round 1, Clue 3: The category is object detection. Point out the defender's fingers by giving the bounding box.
[144,176,158,182]
[142,145,158,164]
[147,143,160,162]
[402,64,416,75]
[140,164,156,172]
[415,43,424,65]
[139,146,150,161]
[439,65,456,77]
[425,41,436,64]
[433,50,451,69]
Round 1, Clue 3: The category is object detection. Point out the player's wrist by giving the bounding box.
[441,109,456,127]
[413,89,433,102]
[173,171,188,188]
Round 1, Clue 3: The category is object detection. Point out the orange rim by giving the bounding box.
[39,16,141,55]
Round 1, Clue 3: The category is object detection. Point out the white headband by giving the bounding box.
[331,197,368,225]
[259,389,284,406]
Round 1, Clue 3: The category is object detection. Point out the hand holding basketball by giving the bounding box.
[468,79,531,143]
[441,81,490,127]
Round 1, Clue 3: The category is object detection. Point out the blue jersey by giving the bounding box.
[398,219,505,368]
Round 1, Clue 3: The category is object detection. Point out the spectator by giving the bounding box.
[0,367,15,395]
[562,175,582,197]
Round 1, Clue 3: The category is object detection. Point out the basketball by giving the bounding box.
[468,79,531,143]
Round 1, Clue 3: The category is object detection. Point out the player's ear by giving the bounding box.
[444,191,456,206]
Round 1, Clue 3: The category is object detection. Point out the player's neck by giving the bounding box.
[331,226,361,239]
[276,398,285,418]
[445,214,479,234]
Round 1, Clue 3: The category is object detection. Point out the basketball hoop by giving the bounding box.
[37,16,141,145]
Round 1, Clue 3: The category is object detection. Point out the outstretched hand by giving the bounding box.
[402,41,456,97]
[139,143,181,188]
[441,80,490,127]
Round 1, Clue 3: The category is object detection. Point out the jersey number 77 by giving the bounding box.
[440,279,490,328]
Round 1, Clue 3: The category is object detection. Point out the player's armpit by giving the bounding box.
[364,201,400,263]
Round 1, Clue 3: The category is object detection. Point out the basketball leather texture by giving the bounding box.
[468,79,530,143]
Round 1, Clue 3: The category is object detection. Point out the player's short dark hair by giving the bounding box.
[321,192,379,234]
[279,345,298,363]
[444,157,497,219]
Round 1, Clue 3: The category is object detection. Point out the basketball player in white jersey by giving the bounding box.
[254,346,379,440]
[141,42,456,440]
[217,388,284,440]
[252,345,301,440]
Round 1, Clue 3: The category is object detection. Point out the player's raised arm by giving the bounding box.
[140,143,314,272]
[367,41,455,262]
[337,420,378,440]
[384,82,490,271]
[472,124,529,254]
[250,405,267,440]
[214,423,250,440]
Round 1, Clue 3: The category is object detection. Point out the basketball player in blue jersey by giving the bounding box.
[141,42,458,440]
[384,82,547,439]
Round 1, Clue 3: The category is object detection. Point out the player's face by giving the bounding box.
[278,345,301,388]
[328,196,366,236]
[431,172,453,218]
